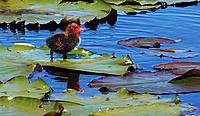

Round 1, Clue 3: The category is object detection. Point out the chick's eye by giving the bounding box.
[73,26,78,29]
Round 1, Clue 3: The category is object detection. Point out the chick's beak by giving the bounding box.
[78,27,84,33]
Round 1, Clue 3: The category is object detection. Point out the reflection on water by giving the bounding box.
[0,3,200,114]
[43,66,81,91]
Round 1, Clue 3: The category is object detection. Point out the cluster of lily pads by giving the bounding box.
[89,37,200,95]
[0,43,198,115]
[0,0,200,115]
[1,0,199,31]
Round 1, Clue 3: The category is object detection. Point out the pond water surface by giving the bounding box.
[0,3,200,115]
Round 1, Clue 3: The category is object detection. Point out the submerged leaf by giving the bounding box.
[143,48,198,59]
[105,0,198,6]
[153,62,200,75]
[89,71,200,94]
[169,69,200,83]
[128,37,176,43]
[118,37,176,49]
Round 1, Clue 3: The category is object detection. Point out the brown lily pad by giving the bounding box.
[143,48,198,59]
[118,37,176,49]
[169,69,200,83]
[128,37,176,43]
[89,71,200,94]
[153,62,200,75]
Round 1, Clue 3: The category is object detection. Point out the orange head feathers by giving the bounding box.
[66,23,84,34]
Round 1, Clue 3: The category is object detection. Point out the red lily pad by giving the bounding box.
[143,48,198,59]
[169,69,200,83]
[118,37,176,49]
[89,71,200,94]
[128,37,176,43]
[153,62,200,75]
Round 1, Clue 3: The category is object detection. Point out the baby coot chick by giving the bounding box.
[46,23,84,60]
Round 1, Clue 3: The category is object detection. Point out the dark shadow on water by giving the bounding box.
[43,66,81,91]
[42,66,108,91]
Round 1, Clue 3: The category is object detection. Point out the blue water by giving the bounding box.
[0,3,200,114]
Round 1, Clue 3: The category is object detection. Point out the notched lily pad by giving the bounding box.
[39,45,95,57]
[89,104,192,116]
[89,71,200,94]
[1,43,136,75]
[169,69,200,83]
[40,55,135,75]
[118,37,176,49]
[8,43,36,51]
[0,76,51,98]
[56,88,196,116]
[143,48,198,59]
[0,49,36,82]
[0,46,7,49]
[153,62,200,75]
[0,96,63,116]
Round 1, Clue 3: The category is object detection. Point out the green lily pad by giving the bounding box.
[67,48,95,56]
[0,0,196,26]
[89,104,189,116]
[39,45,95,56]
[21,44,135,75]
[8,43,36,51]
[0,46,7,50]
[89,71,200,94]
[0,76,51,98]
[0,49,36,82]
[143,48,199,59]
[54,88,195,115]
[110,4,161,15]
[39,45,49,50]
[40,55,135,75]
[0,96,63,116]
[1,43,136,76]
[0,0,111,24]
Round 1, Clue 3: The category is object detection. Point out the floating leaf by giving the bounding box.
[0,96,63,116]
[128,37,176,43]
[8,43,36,51]
[110,4,161,15]
[55,88,195,115]
[105,0,199,6]
[0,49,36,82]
[153,62,200,75]
[0,76,51,98]
[67,48,95,56]
[143,48,198,59]
[169,69,200,83]
[1,44,136,75]
[0,0,112,24]
[40,55,135,75]
[0,46,7,50]
[118,37,176,49]
[89,71,200,94]
[39,45,95,56]
[90,104,189,116]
